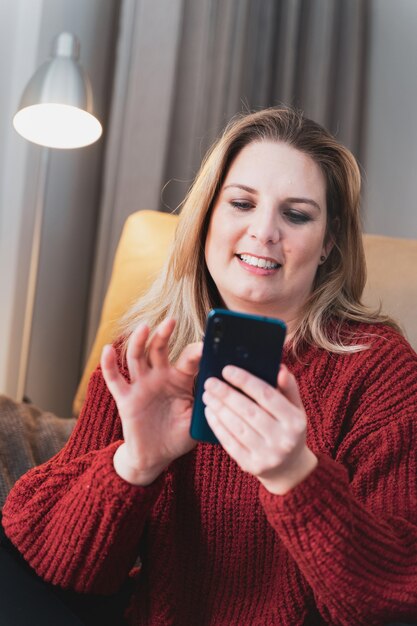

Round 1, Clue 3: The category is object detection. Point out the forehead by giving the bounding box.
[224,140,326,201]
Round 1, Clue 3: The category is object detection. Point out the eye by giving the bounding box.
[284,209,313,225]
[230,199,254,211]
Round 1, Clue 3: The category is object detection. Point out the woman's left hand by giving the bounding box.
[203,364,318,495]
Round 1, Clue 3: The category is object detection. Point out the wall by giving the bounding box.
[362,0,417,238]
[0,0,45,406]
[0,0,119,415]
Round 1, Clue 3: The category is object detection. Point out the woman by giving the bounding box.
[3,107,417,625]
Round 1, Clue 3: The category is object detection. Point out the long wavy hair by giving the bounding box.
[120,106,398,360]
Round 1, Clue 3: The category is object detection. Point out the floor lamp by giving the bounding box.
[13,32,102,402]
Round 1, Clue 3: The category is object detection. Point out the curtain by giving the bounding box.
[85,0,369,355]
[162,0,368,213]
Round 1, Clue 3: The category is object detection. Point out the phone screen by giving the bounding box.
[190,309,286,444]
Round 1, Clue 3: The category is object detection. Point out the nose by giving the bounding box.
[247,208,280,244]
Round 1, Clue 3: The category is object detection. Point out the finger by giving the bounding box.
[176,342,203,376]
[205,407,251,457]
[220,366,289,420]
[101,344,130,398]
[203,379,274,436]
[277,365,304,409]
[203,388,265,442]
[206,403,304,479]
[148,318,176,368]
[126,323,150,380]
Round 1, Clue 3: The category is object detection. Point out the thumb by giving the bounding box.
[277,364,303,409]
[176,342,203,376]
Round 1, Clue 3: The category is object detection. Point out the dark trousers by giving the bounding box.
[0,512,130,625]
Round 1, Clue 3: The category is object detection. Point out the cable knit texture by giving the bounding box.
[3,322,417,625]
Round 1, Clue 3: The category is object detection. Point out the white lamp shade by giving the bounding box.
[13,32,102,149]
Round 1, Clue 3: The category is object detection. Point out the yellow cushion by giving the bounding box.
[362,233,417,351]
[72,211,178,415]
[73,211,417,415]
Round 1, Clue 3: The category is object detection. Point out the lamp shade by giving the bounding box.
[13,32,102,149]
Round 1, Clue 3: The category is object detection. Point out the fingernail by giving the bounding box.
[204,378,220,391]
[204,407,216,422]
[223,365,238,378]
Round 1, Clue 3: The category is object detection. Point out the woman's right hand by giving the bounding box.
[101,319,202,486]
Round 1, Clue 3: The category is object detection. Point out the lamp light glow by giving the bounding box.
[13,104,102,149]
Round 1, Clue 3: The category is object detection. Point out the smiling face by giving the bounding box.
[204,140,332,331]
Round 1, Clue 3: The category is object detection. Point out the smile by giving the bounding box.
[237,253,281,270]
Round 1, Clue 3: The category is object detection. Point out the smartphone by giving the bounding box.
[190,309,287,444]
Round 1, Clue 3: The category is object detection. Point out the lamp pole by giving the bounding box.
[16,148,50,401]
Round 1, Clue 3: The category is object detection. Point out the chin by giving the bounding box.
[230,298,279,315]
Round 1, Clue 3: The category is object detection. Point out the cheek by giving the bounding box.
[204,212,216,256]
[205,224,217,257]
[204,214,223,272]
[205,211,237,260]
[285,235,325,268]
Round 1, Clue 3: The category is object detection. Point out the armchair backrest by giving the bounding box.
[362,234,417,351]
[73,211,417,414]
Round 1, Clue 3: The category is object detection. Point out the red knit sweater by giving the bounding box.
[3,323,417,625]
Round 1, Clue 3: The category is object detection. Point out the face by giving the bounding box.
[205,140,332,331]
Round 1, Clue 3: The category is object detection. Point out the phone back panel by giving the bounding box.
[190,309,286,444]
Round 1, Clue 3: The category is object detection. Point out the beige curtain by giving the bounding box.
[85,0,369,356]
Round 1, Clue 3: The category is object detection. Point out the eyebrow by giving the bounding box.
[223,183,256,194]
[222,184,322,212]
[287,197,321,212]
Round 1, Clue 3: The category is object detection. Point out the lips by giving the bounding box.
[237,253,281,269]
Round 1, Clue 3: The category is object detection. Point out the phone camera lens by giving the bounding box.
[213,317,223,342]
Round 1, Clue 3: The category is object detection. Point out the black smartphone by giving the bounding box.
[190,309,287,444]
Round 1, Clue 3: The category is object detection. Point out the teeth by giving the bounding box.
[239,254,279,269]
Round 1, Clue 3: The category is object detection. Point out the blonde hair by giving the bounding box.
[120,106,399,359]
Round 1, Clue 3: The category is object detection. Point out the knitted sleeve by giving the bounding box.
[2,362,166,594]
[260,328,417,626]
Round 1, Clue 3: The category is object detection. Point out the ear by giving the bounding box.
[320,217,339,263]
[321,236,334,261]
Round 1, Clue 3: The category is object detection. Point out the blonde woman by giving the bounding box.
[3,108,417,626]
